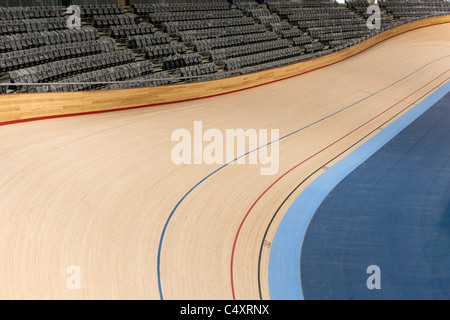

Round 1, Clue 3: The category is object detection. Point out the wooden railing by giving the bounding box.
[0,15,449,125]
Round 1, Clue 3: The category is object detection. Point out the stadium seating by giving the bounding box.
[0,38,117,73]
[1,0,449,94]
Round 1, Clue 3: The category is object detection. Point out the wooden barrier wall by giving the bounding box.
[0,15,449,125]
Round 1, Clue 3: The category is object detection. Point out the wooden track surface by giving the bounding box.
[0,24,449,300]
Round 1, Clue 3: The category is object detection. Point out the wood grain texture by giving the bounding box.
[0,16,449,125]
[0,23,448,300]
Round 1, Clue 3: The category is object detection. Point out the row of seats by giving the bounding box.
[127,33,170,49]
[329,38,358,49]
[93,14,140,28]
[180,62,218,79]
[102,71,171,91]
[162,52,203,70]
[280,28,303,39]
[298,18,363,29]
[132,3,230,15]
[145,43,187,59]
[193,32,278,52]
[380,0,450,20]
[269,21,292,34]
[317,29,371,42]
[387,9,449,21]
[209,39,290,62]
[0,38,117,73]
[380,0,450,8]
[37,60,154,93]
[266,0,338,10]
[291,35,314,46]
[190,70,236,83]
[274,7,348,18]
[223,47,303,71]
[304,42,324,53]
[257,15,281,27]
[0,6,63,20]
[79,4,125,18]
[287,11,357,24]
[110,23,156,39]
[0,28,99,53]
[0,18,67,36]
[9,50,135,84]
[163,17,255,34]
[148,10,243,24]
[247,8,271,18]
[177,24,266,42]
[308,24,369,37]
[234,1,260,10]
[236,49,333,76]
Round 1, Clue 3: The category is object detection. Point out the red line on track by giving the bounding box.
[230,69,449,300]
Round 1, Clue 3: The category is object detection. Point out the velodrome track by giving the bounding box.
[0,23,449,300]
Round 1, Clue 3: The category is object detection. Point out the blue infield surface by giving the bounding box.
[269,81,450,300]
[301,89,450,300]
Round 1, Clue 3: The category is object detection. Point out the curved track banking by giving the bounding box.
[164,58,450,300]
[0,24,448,299]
